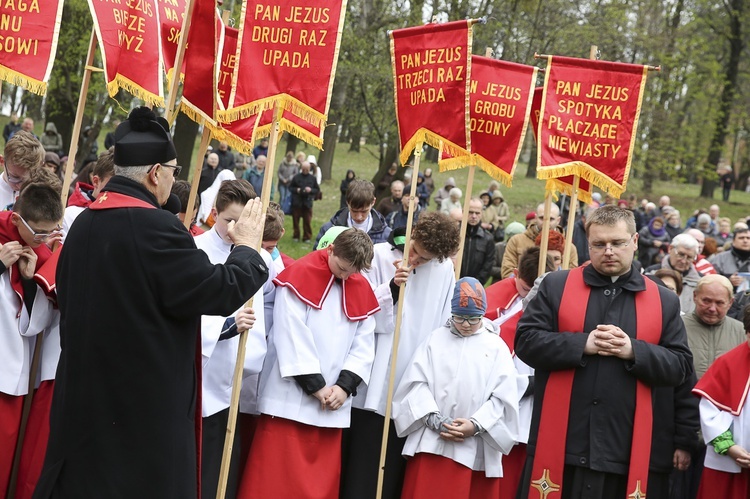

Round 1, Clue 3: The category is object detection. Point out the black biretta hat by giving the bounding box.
[114,107,177,167]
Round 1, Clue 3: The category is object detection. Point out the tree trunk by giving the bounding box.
[285,133,300,156]
[318,76,349,182]
[173,111,200,181]
[700,0,744,198]
[526,140,537,178]
[348,121,361,152]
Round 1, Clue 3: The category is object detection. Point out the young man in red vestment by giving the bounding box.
[692,308,750,498]
[238,228,379,499]
[0,183,61,497]
[515,205,694,499]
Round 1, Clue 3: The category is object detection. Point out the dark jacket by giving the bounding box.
[516,265,694,477]
[314,207,391,248]
[3,120,20,143]
[35,176,269,499]
[289,171,319,210]
[459,224,495,285]
[198,163,227,194]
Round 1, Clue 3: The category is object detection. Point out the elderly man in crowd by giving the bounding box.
[710,227,750,291]
[646,233,703,314]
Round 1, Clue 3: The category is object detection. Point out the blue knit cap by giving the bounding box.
[451,277,487,317]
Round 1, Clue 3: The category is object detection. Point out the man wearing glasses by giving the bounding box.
[645,233,703,314]
[35,107,269,499]
[516,205,694,499]
[0,131,45,211]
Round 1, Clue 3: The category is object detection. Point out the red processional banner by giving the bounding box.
[88,0,164,105]
[0,0,64,94]
[529,86,593,204]
[439,56,536,186]
[390,20,473,166]
[158,0,188,83]
[220,0,347,146]
[255,106,323,149]
[178,0,218,126]
[537,56,648,198]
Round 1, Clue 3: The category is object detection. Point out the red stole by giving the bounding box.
[273,249,380,321]
[528,267,661,499]
[693,342,750,416]
[88,191,157,210]
[66,182,94,208]
[0,212,52,307]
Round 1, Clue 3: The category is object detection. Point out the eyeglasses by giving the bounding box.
[17,214,62,243]
[589,234,635,253]
[148,163,182,178]
[672,249,696,261]
[452,316,482,325]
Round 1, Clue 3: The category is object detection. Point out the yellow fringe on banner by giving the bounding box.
[164,68,185,89]
[545,178,593,205]
[438,154,515,188]
[179,100,218,128]
[536,162,624,199]
[255,120,324,150]
[399,129,467,167]
[0,66,47,95]
[213,128,254,156]
[218,95,326,129]
[107,75,165,107]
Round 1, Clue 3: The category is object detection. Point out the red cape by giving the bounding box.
[67,182,94,208]
[273,249,379,321]
[484,277,520,322]
[693,341,750,416]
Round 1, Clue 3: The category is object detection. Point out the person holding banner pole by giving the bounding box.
[453,165,476,281]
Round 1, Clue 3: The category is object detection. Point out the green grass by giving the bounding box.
[272,142,750,259]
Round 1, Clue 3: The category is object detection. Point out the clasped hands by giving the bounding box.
[312,386,348,412]
[0,241,38,279]
[728,445,750,468]
[439,418,475,443]
[584,324,634,360]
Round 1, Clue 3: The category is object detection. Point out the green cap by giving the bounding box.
[316,226,351,250]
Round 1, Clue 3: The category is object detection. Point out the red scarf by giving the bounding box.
[89,191,157,210]
[273,249,379,321]
[529,267,661,499]
[693,342,750,416]
[67,182,95,208]
[0,212,52,307]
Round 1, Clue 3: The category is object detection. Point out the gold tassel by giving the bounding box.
[0,66,48,95]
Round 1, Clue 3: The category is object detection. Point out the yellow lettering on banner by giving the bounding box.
[548,135,622,159]
[555,81,580,96]
[400,47,462,70]
[283,6,330,24]
[252,25,292,44]
[118,29,144,52]
[125,0,153,17]
[163,6,178,21]
[480,82,522,101]
[409,87,445,105]
[167,27,180,43]
[221,51,236,69]
[556,100,622,120]
[470,118,511,136]
[262,49,310,68]
[298,29,327,46]
[584,84,629,101]
[0,14,22,32]
[0,34,38,55]
[98,0,123,3]
[3,0,39,13]
[474,100,516,119]
[159,0,177,6]
[254,4,279,21]
[397,69,433,90]
[546,115,618,140]
[436,65,463,83]
[113,9,146,32]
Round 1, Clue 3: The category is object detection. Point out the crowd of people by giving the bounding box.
[1,107,750,499]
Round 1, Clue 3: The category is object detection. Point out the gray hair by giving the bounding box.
[449,187,462,198]
[113,165,151,182]
[671,233,699,252]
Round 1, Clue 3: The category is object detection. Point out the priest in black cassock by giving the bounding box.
[33,107,269,499]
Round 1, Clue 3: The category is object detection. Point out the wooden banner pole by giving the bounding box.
[183,128,212,230]
[375,144,423,499]
[61,29,98,207]
[165,0,197,123]
[562,176,580,269]
[453,165,476,280]
[537,194,552,276]
[215,103,280,499]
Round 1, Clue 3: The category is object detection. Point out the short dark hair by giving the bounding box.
[171,180,194,214]
[653,268,683,295]
[743,303,750,333]
[93,148,116,180]
[215,179,255,214]
[15,183,63,222]
[263,207,284,241]
[345,179,375,209]
[411,211,459,261]
[331,228,374,271]
[517,247,555,286]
